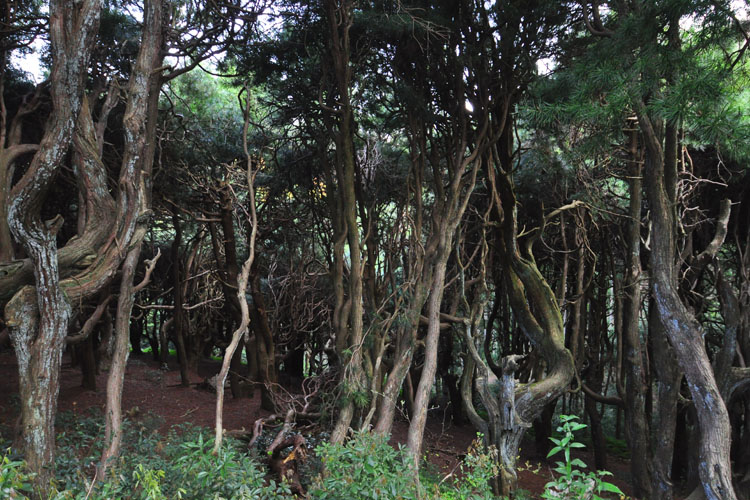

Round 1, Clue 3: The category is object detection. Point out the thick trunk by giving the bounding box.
[651,299,682,500]
[6,286,71,495]
[639,107,736,500]
[3,1,100,494]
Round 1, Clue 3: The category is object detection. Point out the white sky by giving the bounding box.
[11,39,46,83]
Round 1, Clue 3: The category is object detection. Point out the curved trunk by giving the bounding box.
[460,160,575,497]
[638,105,736,500]
[325,0,365,445]
[4,0,101,494]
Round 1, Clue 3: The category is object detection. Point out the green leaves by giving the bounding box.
[542,415,624,500]
[310,431,497,500]
[45,411,294,499]
[0,450,34,499]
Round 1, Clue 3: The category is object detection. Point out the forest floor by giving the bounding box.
[0,349,640,498]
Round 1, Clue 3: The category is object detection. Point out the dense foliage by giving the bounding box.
[2,0,750,499]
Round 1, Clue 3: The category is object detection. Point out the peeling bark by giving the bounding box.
[637,102,737,500]
[4,0,101,493]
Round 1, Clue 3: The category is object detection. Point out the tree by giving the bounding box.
[3,0,100,493]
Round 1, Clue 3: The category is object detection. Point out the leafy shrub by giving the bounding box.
[1,448,33,498]
[431,436,499,500]
[542,415,624,500]
[310,430,420,500]
[10,410,513,499]
[310,431,498,500]
[49,410,293,499]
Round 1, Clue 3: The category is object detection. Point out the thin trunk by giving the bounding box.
[326,0,366,445]
[79,334,97,391]
[171,212,190,386]
[373,115,428,436]
[585,277,607,472]
[99,246,140,474]
[621,132,654,499]
[406,242,451,464]
[213,94,258,453]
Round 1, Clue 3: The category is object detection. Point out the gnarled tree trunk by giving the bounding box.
[638,104,736,500]
[4,0,101,494]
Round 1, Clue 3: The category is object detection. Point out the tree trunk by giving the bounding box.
[229,335,248,398]
[171,212,190,386]
[638,105,736,500]
[79,334,98,391]
[651,298,682,500]
[325,0,366,445]
[585,275,607,472]
[6,287,71,496]
[99,246,141,474]
[3,0,100,493]
[249,270,277,409]
[621,134,654,498]
[406,243,451,464]
[213,97,259,453]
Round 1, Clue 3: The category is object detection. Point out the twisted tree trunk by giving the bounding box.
[637,103,736,500]
[3,1,100,495]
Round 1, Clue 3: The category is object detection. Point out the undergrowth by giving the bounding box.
[2,410,625,499]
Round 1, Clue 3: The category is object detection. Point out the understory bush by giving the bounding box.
[542,415,624,500]
[1,447,34,498]
[309,430,498,500]
[45,409,292,499]
[4,410,625,499]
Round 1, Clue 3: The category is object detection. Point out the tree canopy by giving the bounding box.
[1,1,750,499]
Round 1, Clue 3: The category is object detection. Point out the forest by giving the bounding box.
[1,0,750,499]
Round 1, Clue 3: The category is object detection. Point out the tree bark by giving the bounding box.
[460,160,575,497]
[620,132,655,499]
[324,0,366,445]
[99,246,140,475]
[171,211,190,386]
[638,103,737,500]
[213,95,259,453]
[650,298,682,500]
[4,0,100,493]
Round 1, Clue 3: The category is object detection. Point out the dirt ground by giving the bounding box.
[0,349,635,498]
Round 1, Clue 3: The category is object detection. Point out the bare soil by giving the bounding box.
[0,349,635,498]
